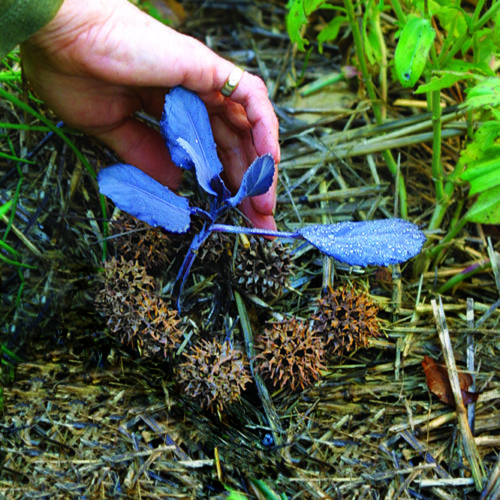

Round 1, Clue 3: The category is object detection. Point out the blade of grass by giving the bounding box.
[0,239,21,258]
[436,260,490,294]
[234,290,286,453]
[249,478,284,500]
[1,213,43,259]
[0,252,36,268]
[0,199,36,267]
[472,0,500,31]
[1,344,23,364]
[0,71,21,82]
[0,150,36,163]
[0,123,52,131]
[0,199,13,220]
[0,87,95,177]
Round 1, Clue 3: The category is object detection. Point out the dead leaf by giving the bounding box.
[422,355,480,407]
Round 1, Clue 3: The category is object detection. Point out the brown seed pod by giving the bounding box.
[95,257,182,359]
[199,231,233,264]
[178,339,251,412]
[254,318,326,391]
[131,293,183,359]
[233,238,291,300]
[313,284,380,357]
[109,212,188,271]
[95,256,155,309]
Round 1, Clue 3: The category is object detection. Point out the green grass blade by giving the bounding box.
[0,238,20,257]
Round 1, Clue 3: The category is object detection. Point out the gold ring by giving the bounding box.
[221,66,244,97]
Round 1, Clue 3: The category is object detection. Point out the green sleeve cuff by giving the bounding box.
[0,0,64,59]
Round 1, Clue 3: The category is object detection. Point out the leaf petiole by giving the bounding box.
[210,223,296,240]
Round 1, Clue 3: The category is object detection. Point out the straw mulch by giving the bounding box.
[1,0,499,498]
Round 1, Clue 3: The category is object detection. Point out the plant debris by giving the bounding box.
[422,354,481,407]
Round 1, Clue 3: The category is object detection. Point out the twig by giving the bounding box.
[281,126,466,169]
[487,237,500,294]
[475,297,500,329]
[467,298,476,434]
[400,430,450,478]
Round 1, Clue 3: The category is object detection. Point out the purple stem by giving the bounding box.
[210,223,297,239]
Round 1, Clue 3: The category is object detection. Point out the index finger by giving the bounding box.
[229,71,281,164]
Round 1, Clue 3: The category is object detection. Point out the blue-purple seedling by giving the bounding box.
[98,87,426,309]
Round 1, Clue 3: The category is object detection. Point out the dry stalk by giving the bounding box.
[431,297,486,491]
[480,455,500,500]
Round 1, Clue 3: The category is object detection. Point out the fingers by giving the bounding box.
[239,198,277,231]
[209,70,280,221]
[29,0,280,161]
[69,1,281,164]
[94,116,183,188]
[228,71,281,164]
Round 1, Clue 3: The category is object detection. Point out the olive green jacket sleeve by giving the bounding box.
[0,0,64,59]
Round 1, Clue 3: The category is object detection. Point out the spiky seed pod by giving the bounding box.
[233,238,291,300]
[109,213,185,271]
[95,257,182,360]
[312,284,380,357]
[254,319,326,391]
[95,256,155,310]
[178,339,251,413]
[130,293,183,359]
[199,231,233,264]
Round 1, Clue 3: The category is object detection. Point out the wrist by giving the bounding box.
[0,0,65,58]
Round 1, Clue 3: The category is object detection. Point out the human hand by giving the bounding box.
[20,0,280,229]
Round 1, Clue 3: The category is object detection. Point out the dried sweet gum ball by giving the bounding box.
[313,284,380,357]
[254,318,326,391]
[178,339,252,413]
[233,237,292,300]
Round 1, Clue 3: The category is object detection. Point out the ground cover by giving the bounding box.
[0,0,499,498]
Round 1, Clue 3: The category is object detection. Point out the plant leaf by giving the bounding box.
[97,164,192,233]
[461,77,500,110]
[160,87,223,196]
[461,156,500,195]
[286,0,310,51]
[465,185,500,224]
[226,154,275,208]
[415,58,495,95]
[304,0,326,16]
[415,74,465,94]
[317,15,347,52]
[297,219,426,267]
[395,15,435,88]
